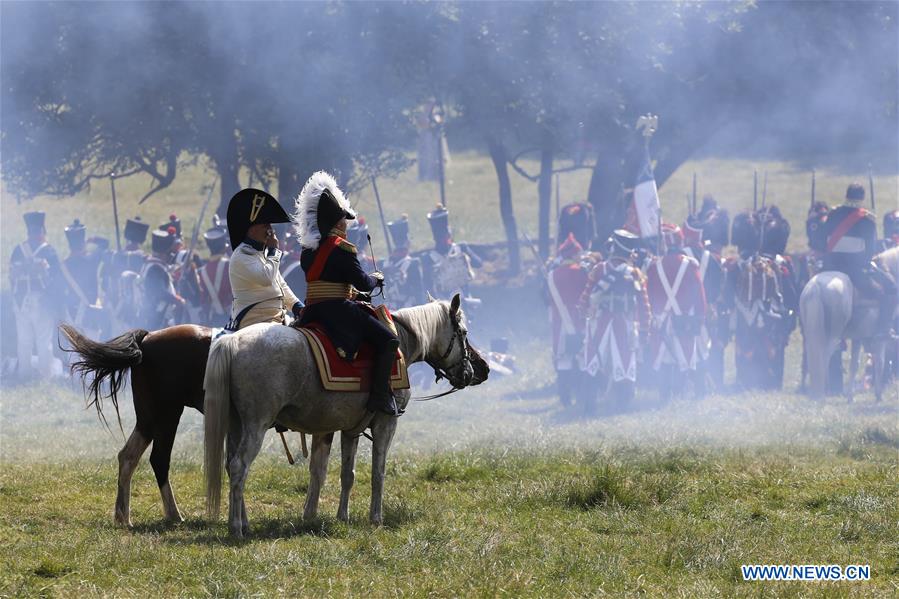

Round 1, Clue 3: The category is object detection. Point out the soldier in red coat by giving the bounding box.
[580,230,649,410]
[544,233,590,406]
[646,224,707,399]
[198,225,232,327]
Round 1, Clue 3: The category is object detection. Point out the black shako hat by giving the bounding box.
[65,219,87,248]
[124,217,150,244]
[23,211,46,232]
[427,204,450,245]
[151,229,175,254]
[388,214,411,249]
[226,188,291,250]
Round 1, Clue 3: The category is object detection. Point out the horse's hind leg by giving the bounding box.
[149,407,185,523]
[303,433,334,521]
[337,432,360,522]
[369,416,398,526]
[115,428,151,527]
[227,425,265,538]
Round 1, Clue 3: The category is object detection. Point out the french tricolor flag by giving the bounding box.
[625,148,660,238]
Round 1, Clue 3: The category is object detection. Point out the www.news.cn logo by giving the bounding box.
[742,564,871,581]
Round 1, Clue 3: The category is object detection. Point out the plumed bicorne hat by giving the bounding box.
[227,188,291,250]
[293,171,356,250]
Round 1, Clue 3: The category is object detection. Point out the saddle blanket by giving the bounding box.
[297,304,410,392]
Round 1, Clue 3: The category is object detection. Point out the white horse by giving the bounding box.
[203,294,488,537]
[800,246,899,401]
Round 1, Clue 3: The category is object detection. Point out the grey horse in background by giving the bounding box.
[203,294,488,538]
[800,247,899,402]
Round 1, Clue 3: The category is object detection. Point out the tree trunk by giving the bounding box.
[486,136,519,275]
[212,131,242,219]
[537,132,554,259]
[587,129,637,244]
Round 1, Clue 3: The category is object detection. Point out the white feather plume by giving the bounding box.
[292,171,356,250]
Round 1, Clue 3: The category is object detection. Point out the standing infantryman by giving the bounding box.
[646,224,707,400]
[293,171,400,416]
[226,188,302,330]
[139,230,185,330]
[383,214,426,308]
[346,217,375,274]
[60,219,105,338]
[544,233,591,407]
[101,216,149,335]
[422,204,482,298]
[9,211,63,380]
[821,183,897,338]
[198,224,232,328]
[580,230,650,410]
[682,216,724,389]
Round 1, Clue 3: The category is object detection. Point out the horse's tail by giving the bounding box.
[204,333,237,520]
[59,323,148,432]
[800,281,828,399]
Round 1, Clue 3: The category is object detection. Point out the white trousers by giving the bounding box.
[13,294,58,378]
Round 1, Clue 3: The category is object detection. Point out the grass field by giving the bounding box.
[2,151,898,596]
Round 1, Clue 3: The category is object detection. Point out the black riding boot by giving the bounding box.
[367,342,403,416]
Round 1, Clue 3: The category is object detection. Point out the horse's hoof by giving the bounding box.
[336,510,349,523]
[229,526,244,539]
[114,513,132,528]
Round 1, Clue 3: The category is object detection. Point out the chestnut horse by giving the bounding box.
[60,323,211,527]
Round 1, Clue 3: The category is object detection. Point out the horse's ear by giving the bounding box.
[450,293,461,317]
[427,291,436,303]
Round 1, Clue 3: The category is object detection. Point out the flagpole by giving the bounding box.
[753,170,758,212]
[691,172,697,216]
[810,169,816,210]
[868,164,876,213]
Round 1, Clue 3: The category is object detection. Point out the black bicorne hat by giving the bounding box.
[124,216,150,244]
[317,188,356,240]
[65,219,87,248]
[23,211,45,231]
[226,188,291,250]
[388,214,411,249]
[151,229,175,254]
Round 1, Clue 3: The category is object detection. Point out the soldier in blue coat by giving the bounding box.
[293,171,400,416]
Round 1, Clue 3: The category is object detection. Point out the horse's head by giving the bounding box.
[430,293,489,388]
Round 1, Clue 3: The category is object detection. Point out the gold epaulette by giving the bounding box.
[337,239,357,253]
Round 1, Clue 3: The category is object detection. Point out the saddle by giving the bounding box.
[295,304,410,392]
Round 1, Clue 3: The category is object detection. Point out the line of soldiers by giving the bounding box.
[545,184,898,409]
[6,200,483,381]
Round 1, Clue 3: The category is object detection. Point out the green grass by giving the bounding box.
[2,152,898,595]
[0,445,896,597]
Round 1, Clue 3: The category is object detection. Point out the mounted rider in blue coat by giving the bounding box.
[293,171,401,416]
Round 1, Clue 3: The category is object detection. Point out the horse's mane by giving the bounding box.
[393,300,462,360]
